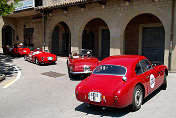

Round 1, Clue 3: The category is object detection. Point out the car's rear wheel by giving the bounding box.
[24,55,27,61]
[161,73,167,90]
[130,85,143,111]
[35,58,40,65]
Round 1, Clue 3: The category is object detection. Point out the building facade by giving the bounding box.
[0,0,176,71]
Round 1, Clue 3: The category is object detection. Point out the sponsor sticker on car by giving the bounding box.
[150,74,155,88]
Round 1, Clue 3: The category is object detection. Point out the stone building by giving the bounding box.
[0,0,176,71]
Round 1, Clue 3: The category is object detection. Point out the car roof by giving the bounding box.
[99,55,147,67]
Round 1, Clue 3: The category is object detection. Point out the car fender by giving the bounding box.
[114,77,146,108]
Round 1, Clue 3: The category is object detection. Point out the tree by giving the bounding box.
[0,0,19,16]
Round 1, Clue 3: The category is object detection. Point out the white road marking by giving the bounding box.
[3,66,21,88]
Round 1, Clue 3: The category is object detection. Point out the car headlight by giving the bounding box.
[70,65,74,71]
[23,50,27,52]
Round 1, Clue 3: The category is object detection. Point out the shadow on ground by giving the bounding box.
[75,103,130,117]
[0,53,21,77]
[75,87,162,117]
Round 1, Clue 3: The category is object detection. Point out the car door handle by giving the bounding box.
[146,76,150,79]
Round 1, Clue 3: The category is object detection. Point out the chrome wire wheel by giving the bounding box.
[35,58,39,65]
[24,55,27,61]
[131,85,143,111]
[135,88,143,107]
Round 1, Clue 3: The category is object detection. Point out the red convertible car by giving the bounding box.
[3,45,30,56]
[24,49,57,65]
[67,49,99,78]
[75,55,168,111]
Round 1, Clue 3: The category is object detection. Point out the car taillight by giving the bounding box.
[122,76,127,82]
[114,96,118,102]
[75,90,78,95]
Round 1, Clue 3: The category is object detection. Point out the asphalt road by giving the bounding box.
[0,55,176,118]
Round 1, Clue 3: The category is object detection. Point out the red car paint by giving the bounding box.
[68,49,99,75]
[25,50,57,65]
[75,55,168,109]
[3,45,30,56]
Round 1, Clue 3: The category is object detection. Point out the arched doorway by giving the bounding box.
[2,25,13,47]
[82,18,110,60]
[124,13,165,65]
[51,22,71,56]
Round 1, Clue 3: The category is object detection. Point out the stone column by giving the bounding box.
[0,16,4,49]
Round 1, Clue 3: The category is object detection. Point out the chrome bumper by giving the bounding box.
[70,71,92,74]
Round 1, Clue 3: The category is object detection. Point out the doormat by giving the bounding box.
[41,71,65,78]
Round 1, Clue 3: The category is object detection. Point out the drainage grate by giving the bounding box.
[41,71,65,78]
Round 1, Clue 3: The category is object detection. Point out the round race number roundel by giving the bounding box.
[150,74,155,88]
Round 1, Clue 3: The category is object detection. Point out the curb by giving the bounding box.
[0,74,6,81]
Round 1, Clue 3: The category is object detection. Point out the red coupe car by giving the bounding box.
[24,49,57,65]
[67,49,99,78]
[3,45,30,56]
[75,55,168,111]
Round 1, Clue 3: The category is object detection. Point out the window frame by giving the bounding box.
[135,59,153,75]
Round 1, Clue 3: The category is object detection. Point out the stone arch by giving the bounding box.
[79,17,110,59]
[2,25,15,46]
[50,21,71,56]
[119,7,169,55]
[123,13,165,65]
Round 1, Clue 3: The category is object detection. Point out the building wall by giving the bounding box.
[1,16,43,50]
[45,0,172,67]
[2,0,176,70]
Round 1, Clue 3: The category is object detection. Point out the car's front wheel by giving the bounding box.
[35,58,40,65]
[130,85,143,111]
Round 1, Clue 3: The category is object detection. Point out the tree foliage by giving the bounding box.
[0,0,19,16]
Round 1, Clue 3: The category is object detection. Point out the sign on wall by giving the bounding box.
[14,0,34,11]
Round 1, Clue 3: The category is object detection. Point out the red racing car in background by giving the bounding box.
[67,49,99,78]
[24,49,57,65]
[75,55,168,111]
[3,45,30,56]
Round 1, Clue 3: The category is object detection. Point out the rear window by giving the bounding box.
[93,65,127,76]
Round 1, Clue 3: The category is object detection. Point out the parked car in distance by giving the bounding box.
[24,49,57,65]
[3,45,30,56]
[67,49,99,78]
[75,55,168,111]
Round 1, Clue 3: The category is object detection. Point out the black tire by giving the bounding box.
[161,73,167,90]
[35,58,40,65]
[69,71,74,78]
[24,55,27,61]
[130,85,143,111]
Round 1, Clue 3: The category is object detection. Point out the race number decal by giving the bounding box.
[150,74,155,88]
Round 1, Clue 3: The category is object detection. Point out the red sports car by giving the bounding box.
[24,49,57,65]
[75,55,168,111]
[67,49,99,78]
[3,45,30,56]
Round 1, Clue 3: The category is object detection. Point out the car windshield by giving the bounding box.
[71,49,93,58]
[93,65,127,76]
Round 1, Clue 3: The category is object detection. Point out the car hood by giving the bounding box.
[80,74,124,94]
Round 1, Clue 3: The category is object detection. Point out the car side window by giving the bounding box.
[135,62,143,75]
[140,59,152,72]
